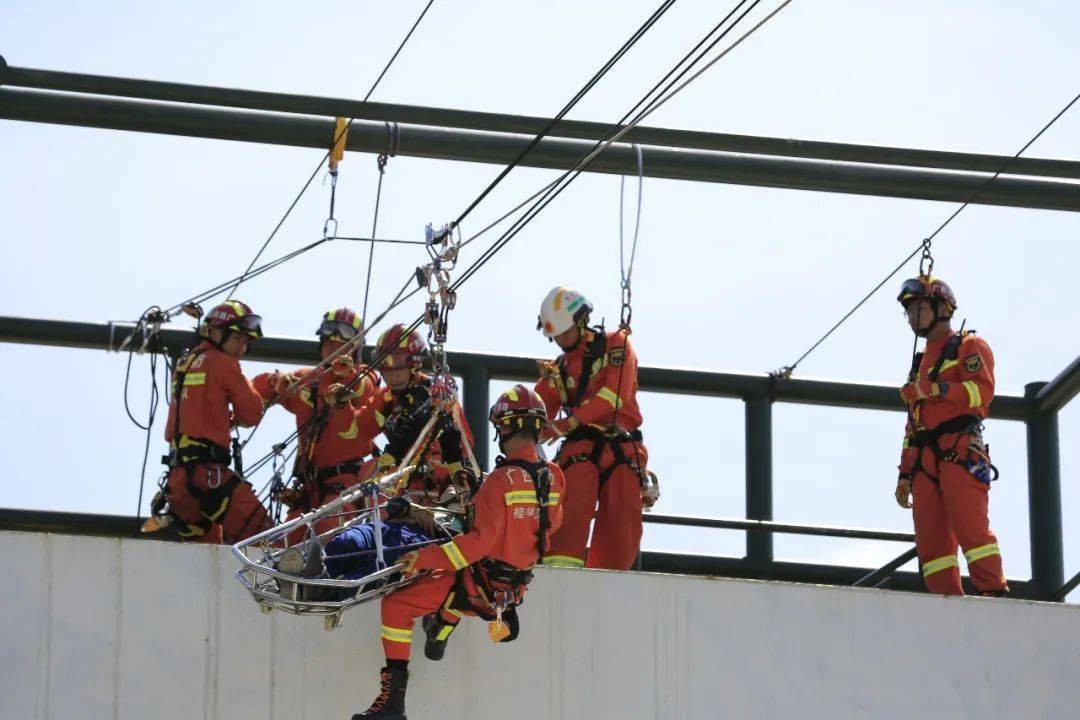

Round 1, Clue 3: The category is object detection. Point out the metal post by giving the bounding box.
[461,365,490,471]
[1025,382,1064,599]
[745,394,773,565]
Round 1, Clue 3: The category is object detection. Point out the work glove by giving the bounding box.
[899,380,942,405]
[377,452,398,471]
[895,476,913,509]
[268,370,301,395]
[398,550,421,577]
[324,382,353,409]
[541,416,578,445]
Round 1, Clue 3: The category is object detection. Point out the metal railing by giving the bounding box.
[1,315,1073,600]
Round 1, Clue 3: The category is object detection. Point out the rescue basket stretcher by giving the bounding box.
[231,409,478,628]
[230,463,446,627]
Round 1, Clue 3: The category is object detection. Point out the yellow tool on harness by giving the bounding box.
[329,117,349,173]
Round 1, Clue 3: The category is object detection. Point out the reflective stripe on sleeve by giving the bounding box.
[543,555,585,568]
[440,541,469,570]
[962,381,982,408]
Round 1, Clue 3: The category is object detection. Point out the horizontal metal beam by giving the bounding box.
[4,61,1080,180]
[641,551,1041,599]
[0,316,1030,419]
[1035,354,1080,414]
[4,87,1080,212]
[644,513,913,542]
[0,507,1041,598]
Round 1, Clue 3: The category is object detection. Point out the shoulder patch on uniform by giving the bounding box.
[964,354,982,373]
[608,347,625,366]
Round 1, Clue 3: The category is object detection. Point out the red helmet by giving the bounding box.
[317,307,362,341]
[490,384,549,435]
[204,300,263,339]
[375,323,427,369]
[897,275,957,314]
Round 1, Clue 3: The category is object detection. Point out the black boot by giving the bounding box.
[422,613,457,661]
[352,666,408,719]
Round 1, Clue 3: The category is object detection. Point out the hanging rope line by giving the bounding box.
[618,143,645,327]
[231,0,786,488]
[363,153,390,323]
[446,0,678,234]
[221,0,436,301]
[451,0,791,292]
[773,86,1080,379]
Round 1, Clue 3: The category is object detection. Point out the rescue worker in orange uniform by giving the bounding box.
[162,301,270,543]
[350,324,474,508]
[252,308,382,543]
[895,276,1008,596]
[533,287,650,570]
[352,385,565,719]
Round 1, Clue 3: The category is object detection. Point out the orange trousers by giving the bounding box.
[545,439,647,570]
[166,463,270,544]
[379,571,460,661]
[912,460,1007,595]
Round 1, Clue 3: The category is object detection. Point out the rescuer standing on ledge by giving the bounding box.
[894,276,1008,597]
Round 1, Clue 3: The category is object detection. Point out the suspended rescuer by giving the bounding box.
[351,384,564,719]
[158,301,271,543]
[895,276,1008,596]
[533,286,653,570]
[253,308,382,544]
[345,323,475,509]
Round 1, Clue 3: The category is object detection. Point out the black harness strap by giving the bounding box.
[906,331,988,482]
[558,329,607,412]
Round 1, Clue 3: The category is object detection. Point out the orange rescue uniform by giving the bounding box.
[900,331,1007,595]
[252,365,381,541]
[378,446,564,660]
[163,341,269,543]
[351,375,475,506]
[534,327,648,570]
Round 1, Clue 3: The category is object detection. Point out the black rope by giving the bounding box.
[447,0,678,233]
[776,86,1080,378]
[451,0,763,291]
[221,0,436,301]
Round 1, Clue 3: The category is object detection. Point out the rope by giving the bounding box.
[220,0,436,301]
[775,86,1080,378]
[618,143,644,326]
[446,0,678,235]
[451,0,790,292]
[363,154,390,323]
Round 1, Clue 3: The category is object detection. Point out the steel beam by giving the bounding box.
[4,61,1080,180]
[1025,382,1064,599]
[0,315,1030,419]
[1035,354,1080,414]
[644,513,913,543]
[5,88,1080,212]
[0,506,1042,597]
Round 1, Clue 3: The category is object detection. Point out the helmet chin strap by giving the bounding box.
[913,300,948,339]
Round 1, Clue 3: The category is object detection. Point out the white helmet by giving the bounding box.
[537,287,593,338]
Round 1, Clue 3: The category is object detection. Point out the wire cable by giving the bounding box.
[776,86,1080,377]
[221,0,436,301]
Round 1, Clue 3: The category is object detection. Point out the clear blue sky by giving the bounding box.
[1,0,1077,596]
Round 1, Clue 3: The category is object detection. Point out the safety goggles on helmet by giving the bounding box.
[317,319,359,341]
[897,278,927,306]
[231,314,263,339]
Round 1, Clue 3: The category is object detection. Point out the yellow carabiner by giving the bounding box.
[329,117,349,173]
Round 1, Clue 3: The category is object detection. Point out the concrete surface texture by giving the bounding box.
[2,530,1079,720]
